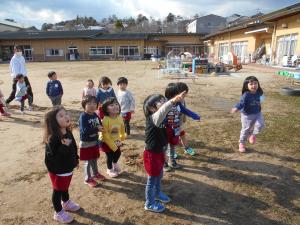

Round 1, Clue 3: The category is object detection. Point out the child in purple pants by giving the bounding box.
[231,76,265,152]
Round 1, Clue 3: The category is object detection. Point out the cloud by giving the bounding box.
[0,0,298,28]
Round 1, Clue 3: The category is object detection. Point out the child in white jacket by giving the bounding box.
[15,74,33,114]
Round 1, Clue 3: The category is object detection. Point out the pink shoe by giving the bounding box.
[0,111,10,117]
[239,143,246,153]
[113,163,121,174]
[107,169,118,178]
[53,209,73,223]
[84,178,98,187]
[93,173,106,181]
[62,200,80,212]
[249,135,256,144]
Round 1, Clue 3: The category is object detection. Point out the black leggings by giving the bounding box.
[52,189,69,212]
[124,120,130,135]
[6,76,33,104]
[105,149,121,169]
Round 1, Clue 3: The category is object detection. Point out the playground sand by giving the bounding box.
[0,61,299,225]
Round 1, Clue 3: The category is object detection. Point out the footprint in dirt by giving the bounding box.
[70,100,80,104]
[32,105,51,111]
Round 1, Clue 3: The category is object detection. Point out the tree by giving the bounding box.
[166,13,175,23]
[41,23,53,31]
[115,20,124,30]
[108,14,118,23]
[136,14,148,24]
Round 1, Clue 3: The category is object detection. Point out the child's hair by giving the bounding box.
[165,83,179,99]
[87,79,94,85]
[48,71,56,78]
[143,94,165,117]
[81,95,97,109]
[117,77,128,85]
[176,82,189,93]
[43,105,69,143]
[14,45,22,51]
[242,76,263,95]
[98,76,112,88]
[16,74,24,80]
[102,97,121,116]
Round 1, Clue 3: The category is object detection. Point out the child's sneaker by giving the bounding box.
[239,143,246,153]
[163,163,171,172]
[53,209,73,223]
[169,159,181,169]
[0,112,11,117]
[184,147,195,156]
[248,135,256,144]
[93,173,106,181]
[19,110,25,115]
[62,200,80,212]
[84,178,98,187]
[113,163,121,174]
[28,106,33,111]
[144,201,165,213]
[107,169,118,178]
[155,192,171,203]
[167,151,178,159]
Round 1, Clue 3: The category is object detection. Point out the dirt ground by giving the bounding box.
[0,61,299,225]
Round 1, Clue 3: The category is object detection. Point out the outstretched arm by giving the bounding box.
[179,102,200,120]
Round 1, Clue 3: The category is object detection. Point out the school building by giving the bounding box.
[0,31,205,62]
[204,3,300,66]
[0,3,299,65]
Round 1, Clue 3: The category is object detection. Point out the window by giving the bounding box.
[144,46,162,56]
[119,46,139,56]
[276,33,298,64]
[46,49,64,56]
[89,46,113,55]
[231,41,248,61]
[218,43,229,59]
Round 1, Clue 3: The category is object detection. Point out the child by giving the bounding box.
[96,76,116,120]
[0,83,11,117]
[143,91,185,213]
[79,95,105,188]
[15,74,33,114]
[44,106,80,223]
[46,71,63,106]
[177,82,196,156]
[164,83,200,171]
[82,79,96,99]
[100,97,125,178]
[116,77,135,135]
[231,76,265,153]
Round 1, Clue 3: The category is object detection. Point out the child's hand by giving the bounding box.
[115,140,122,147]
[98,125,104,132]
[76,164,80,170]
[61,138,72,146]
[231,108,239,113]
[171,91,186,104]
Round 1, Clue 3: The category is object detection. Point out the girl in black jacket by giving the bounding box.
[44,106,80,223]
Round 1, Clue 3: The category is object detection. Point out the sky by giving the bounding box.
[0,0,299,28]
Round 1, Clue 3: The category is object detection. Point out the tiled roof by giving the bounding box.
[0,30,102,40]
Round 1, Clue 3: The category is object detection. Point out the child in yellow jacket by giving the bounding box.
[100,97,126,177]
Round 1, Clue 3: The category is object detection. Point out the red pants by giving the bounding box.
[143,150,165,176]
[49,172,73,192]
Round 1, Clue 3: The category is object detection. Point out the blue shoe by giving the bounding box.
[144,201,165,213]
[167,151,178,159]
[174,152,178,159]
[184,147,195,156]
[155,192,171,203]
